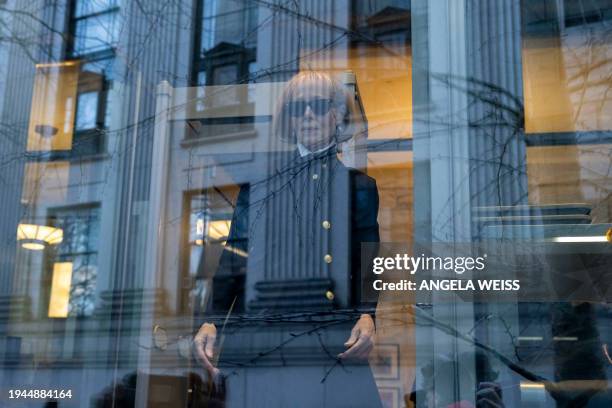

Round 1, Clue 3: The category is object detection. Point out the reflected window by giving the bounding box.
[71,0,119,56]
[522,0,612,132]
[65,1,118,157]
[184,186,247,314]
[46,205,100,317]
[564,0,612,27]
[193,0,258,85]
[26,62,79,153]
[75,91,98,131]
[521,0,612,223]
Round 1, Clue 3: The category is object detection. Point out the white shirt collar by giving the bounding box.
[297,143,335,158]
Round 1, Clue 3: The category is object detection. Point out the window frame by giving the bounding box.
[42,203,101,320]
[60,0,118,159]
[191,0,258,86]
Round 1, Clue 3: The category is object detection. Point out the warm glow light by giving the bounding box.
[17,223,63,250]
[35,61,77,68]
[192,219,231,245]
[48,262,73,318]
[520,382,545,390]
[21,242,46,251]
[28,61,79,151]
[553,236,607,243]
[207,220,231,240]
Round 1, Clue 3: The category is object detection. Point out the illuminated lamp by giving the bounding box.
[207,219,231,241]
[192,216,231,246]
[17,223,63,250]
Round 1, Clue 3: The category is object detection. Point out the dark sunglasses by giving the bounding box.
[284,98,333,117]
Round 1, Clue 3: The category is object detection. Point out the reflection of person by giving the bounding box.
[410,351,504,408]
[193,71,381,406]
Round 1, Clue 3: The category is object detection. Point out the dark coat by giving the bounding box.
[205,148,380,314]
[193,148,383,408]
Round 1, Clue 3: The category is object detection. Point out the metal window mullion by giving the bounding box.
[72,7,119,22]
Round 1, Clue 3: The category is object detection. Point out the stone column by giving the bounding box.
[412,0,526,406]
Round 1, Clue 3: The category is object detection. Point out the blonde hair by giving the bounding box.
[272,71,359,144]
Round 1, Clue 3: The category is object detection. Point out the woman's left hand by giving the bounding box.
[338,314,375,360]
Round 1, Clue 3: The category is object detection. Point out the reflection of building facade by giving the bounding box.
[0,0,610,406]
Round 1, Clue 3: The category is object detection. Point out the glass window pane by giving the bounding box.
[3,0,612,406]
[48,207,100,317]
[81,58,114,79]
[73,12,118,55]
[200,0,258,52]
[75,0,117,18]
[75,91,99,130]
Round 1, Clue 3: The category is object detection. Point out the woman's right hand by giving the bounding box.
[194,322,219,378]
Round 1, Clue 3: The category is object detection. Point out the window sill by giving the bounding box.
[180,130,257,148]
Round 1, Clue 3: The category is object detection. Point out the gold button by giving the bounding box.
[312,174,319,180]
[324,254,332,263]
[607,227,612,243]
[325,290,335,300]
[322,220,331,229]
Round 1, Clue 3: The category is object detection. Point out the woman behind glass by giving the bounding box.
[194,71,382,407]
